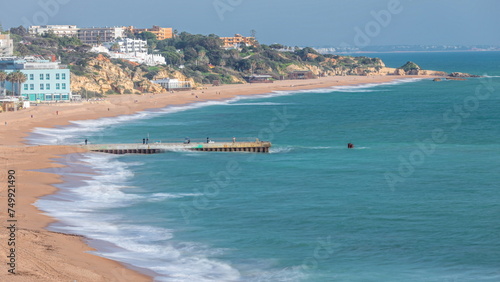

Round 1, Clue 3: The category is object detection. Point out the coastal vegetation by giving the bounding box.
[5,25,446,95]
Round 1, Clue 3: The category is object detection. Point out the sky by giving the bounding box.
[0,0,499,47]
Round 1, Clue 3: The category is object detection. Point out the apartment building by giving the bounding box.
[220,34,256,49]
[78,27,125,45]
[129,26,173,40]
[29,25,79,37]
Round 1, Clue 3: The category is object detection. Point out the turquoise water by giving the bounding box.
[33,52,500,281]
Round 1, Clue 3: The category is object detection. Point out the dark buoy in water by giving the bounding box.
[347,143,354,149]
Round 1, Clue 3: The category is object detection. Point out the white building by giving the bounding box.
[29,25,79,37]
[94,38,166,66]
[0,34,14,56]
[151,78,192,91]
[109,52,166,66]
[78,27,125,45]
[103,38,147,53]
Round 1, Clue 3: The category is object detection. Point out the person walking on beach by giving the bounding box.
[85,139,88,145]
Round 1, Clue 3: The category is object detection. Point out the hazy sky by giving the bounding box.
[0,0,498,47]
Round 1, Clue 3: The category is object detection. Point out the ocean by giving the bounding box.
[30,51,500,281]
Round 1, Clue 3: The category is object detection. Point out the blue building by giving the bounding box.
[0,57,71,101]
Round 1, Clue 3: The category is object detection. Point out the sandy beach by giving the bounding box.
[0,74,433,281]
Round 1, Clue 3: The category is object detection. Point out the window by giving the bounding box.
[46,84,50,90]
[56,73,60,80]
[30,84,34,90]
[56,83,60,90]
[40,84,44,90]
[30,74,34,80]
[61,73,66,80]
[46,74,50,80]
[24,84,28,90]
[62,83,66,90]
[40,74,44,80]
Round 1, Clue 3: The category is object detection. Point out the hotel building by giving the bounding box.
[0,57,71,101]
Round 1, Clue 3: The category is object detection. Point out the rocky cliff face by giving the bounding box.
[71,54,166,94]
[69,54,468,94]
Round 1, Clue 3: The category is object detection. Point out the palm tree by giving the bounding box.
[0,71,7,94]
[16,72,27,97]
[6,71,27,96]
[6,72,15,95]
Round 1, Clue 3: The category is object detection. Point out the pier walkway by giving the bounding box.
[84,140,271,154]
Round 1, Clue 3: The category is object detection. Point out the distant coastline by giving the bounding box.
[335,49,500,54]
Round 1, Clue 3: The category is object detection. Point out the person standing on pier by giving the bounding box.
[207,137,210,143]
[143,138,145,144]
[232,137,236,143]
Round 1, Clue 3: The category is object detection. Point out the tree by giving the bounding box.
[269,43,284,50]
[123,29,135,39]
[136,31,157,42]
[136,31,158,52]
[0,71,7,92]
[110,43,120,52]
[57,36,82,48]
[6,71,27,96]
[183,47,198,62]
[10,26,27,36]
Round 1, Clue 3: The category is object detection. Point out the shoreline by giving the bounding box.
[0,74,434,280]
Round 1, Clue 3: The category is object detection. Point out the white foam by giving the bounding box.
[329,78,426,93]
[35,152,255,281]
[299,146,333,150]
[269,147,294,154]
[147,192,204,202]
[229,102,290,106]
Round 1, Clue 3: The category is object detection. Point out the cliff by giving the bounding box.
[69,55,468,97]
[70,55,164,94]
